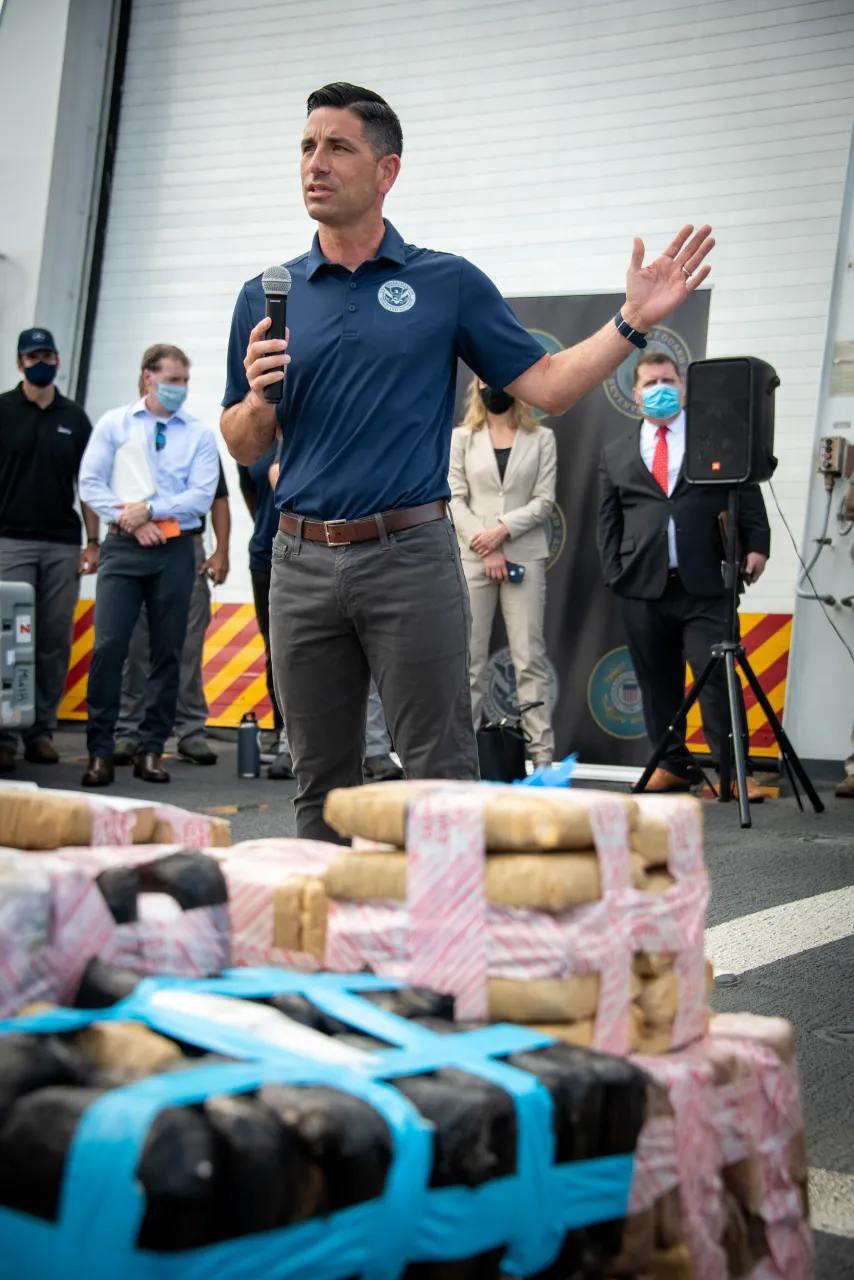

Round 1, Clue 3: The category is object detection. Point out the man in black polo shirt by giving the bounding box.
[0,328,100,773]
[222,82,714,841]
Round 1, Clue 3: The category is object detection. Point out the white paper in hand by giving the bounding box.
[110,426,155,503]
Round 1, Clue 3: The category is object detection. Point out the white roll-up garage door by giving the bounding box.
[84,0,854,609]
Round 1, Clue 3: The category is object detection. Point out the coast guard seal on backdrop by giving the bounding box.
[587,646,647,739]
[604,325,691,418]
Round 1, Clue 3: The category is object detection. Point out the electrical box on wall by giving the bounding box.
[818,435,848,476]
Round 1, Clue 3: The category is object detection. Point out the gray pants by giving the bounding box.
[115,535,210,744]
[269,516,478,841]
[277,679,388,757]
[0,537,80,749]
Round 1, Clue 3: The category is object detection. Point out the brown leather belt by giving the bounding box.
[278,500,447,547]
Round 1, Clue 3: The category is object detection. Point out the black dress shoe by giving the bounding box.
[267,750,294,780]
[82,756,115,787]
[24,740,60,764]
[133,752,170,783]
[363,753,405,782]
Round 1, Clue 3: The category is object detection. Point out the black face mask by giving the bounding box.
[22,361,58,389]
[479,386,515,416]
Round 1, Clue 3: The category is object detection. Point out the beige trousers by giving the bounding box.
[464,557,555,763]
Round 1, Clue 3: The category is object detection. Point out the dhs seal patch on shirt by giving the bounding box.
[378,279,415,313]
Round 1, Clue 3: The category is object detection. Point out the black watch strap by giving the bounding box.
[614,311,648,349]
[87,537,101,547]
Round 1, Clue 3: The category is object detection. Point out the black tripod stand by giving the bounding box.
[632,488,824,828]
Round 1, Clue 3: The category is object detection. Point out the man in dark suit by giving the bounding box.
[597,350,771,797]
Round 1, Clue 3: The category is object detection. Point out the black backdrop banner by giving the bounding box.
[454,291,710,765]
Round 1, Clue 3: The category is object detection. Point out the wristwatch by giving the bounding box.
[614,311,648,349]
[87,537,100,547]
[145,501,154,521]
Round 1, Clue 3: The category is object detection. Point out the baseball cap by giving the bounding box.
[18,327,58,356]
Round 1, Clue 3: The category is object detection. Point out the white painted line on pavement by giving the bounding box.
[705,886,854,975]
[809,1168,854,1239]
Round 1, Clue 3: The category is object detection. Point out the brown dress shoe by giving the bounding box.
[704,776,768,803]
[738,777,766,803]
[82,756,115,787]
[133,752,170,784]
[24,740,59,764]
[0,746,15,773]
[836,774,854,798]
[643,767,691,793]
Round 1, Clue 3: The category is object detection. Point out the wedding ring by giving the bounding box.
[681,265,692,278]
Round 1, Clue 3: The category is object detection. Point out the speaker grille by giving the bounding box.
[685,359,752,483]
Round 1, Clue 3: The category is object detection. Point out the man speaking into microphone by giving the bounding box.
[221,81,715,841]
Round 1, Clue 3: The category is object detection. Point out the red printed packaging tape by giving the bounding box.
[213,839,341,972]
[0,845,230,1015]
[326,788,709,1052]
[630,1036,812,1279]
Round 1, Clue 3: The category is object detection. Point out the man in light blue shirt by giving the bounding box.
[78,343,220,786]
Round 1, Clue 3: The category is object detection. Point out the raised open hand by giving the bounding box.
[623,224,714,332]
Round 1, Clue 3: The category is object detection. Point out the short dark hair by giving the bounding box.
[632,350,681,385]
[306,82,403,159]
[139,343,190,394]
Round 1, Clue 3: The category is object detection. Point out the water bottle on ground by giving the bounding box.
[237,711,261,778]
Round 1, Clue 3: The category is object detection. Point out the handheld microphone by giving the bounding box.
[261,265,292,404]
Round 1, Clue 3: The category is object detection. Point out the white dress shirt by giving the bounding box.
[639,409,685,568]
[79,398,220,531]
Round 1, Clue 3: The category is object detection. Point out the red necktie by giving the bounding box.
[651,425,669,493]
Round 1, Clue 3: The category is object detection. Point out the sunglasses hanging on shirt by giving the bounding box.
[155,422,167,452]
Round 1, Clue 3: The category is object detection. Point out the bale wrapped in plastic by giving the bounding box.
[0,845,231,1018]
[73,957,145,1009]
[0,969,646,1279]
[324,787,709,1052]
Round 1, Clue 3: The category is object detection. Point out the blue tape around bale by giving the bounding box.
[0,968,635,1279]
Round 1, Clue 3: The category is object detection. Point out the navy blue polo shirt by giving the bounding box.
[222,221,546,521]
[237,440,280,574]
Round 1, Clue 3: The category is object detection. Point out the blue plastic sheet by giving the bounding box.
[516,755,578,788]
[0,968,635,1279]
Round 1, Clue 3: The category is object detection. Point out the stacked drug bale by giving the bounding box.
[619,1013,812,1279]
[0,968,650,1280]
[318,782,710,1055]
[0,844,231,1015]
[0,783,230,848]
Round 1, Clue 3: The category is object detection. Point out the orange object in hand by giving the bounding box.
[154,519,181,539]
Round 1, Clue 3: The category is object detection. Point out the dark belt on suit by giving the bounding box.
[107,524,202,538]
[278,500,447,547]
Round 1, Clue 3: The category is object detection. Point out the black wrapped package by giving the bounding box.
[0,1086,107,1219]
[391,1069,516,1188]
[137,850,228,909]
[263,992,352,1037]
[504,1044,604,1164]
[95,864,139,924]
[0,1033,102,1123]
[335,1032,395,1052]
[361,987,455,1023]
[136,1104,217,1251]
[259,1084,392,1215]
[403,1247,506,1280]
[502,1043,648,1280]
[74,957,143,1009]
[204,1093,304,1241]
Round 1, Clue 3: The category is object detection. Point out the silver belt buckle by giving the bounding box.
[324,518,350,546]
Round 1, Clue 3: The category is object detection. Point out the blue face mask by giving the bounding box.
[23,361,58,388]
[641,383,681,420]
[156,381,188,414]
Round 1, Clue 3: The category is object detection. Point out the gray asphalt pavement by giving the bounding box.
[5,724,853,1275]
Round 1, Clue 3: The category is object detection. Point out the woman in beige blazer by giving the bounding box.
[449,379,557,764]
